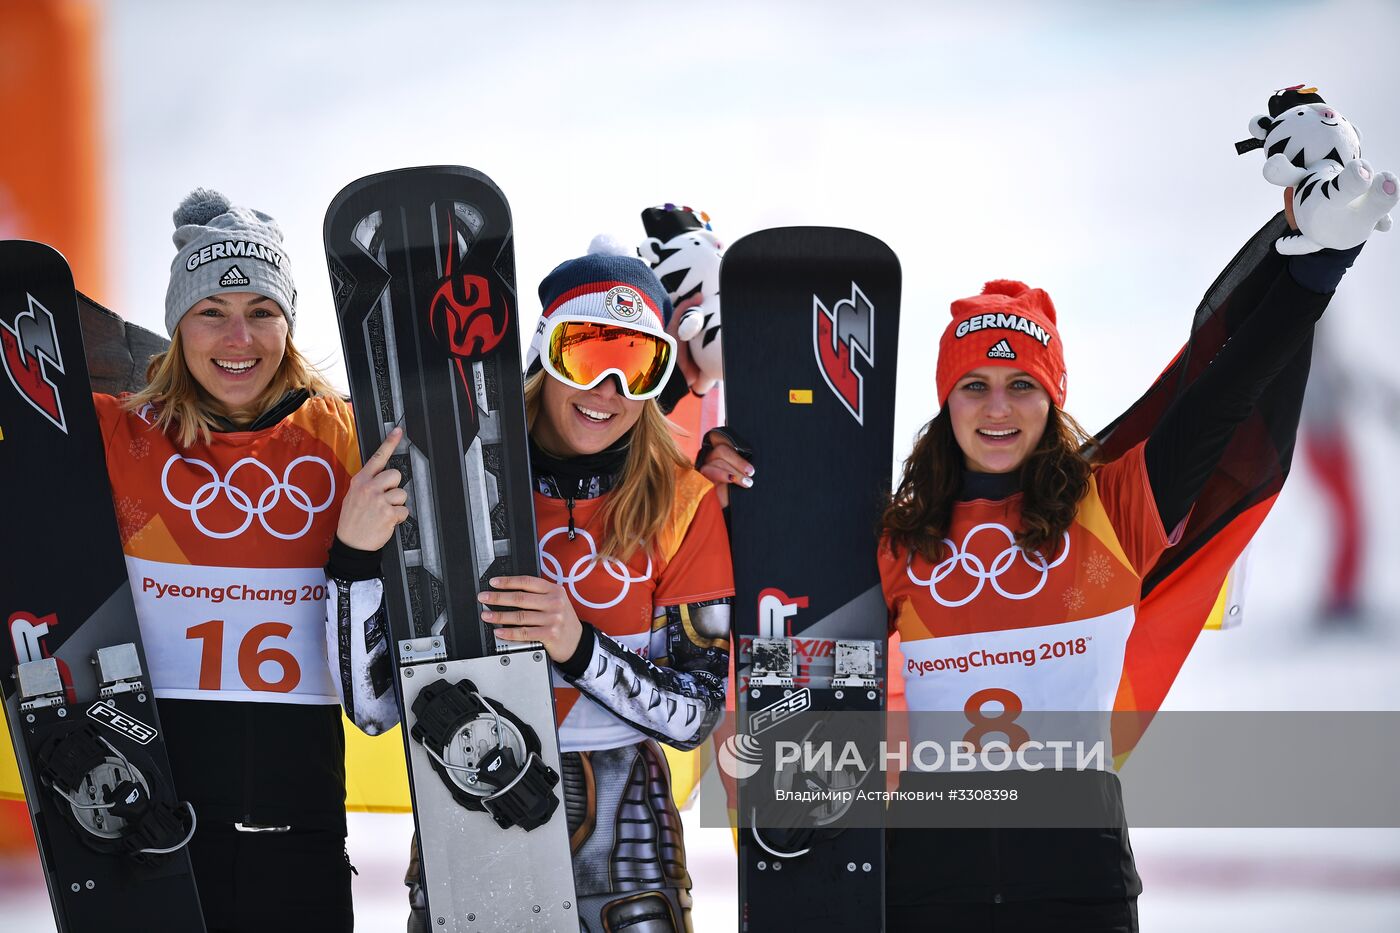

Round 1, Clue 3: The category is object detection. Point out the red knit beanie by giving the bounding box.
[935,280,1067,407]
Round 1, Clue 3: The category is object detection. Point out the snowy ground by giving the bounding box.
[6,799,1400,931]
[5,818,1399,931]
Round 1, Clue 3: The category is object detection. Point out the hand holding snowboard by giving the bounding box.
[336,427,410,551]
[479,576,584,663]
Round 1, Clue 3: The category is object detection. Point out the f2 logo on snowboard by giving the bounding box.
[88,702,158,746]
[813,282,874,425]
[0,294,68,434]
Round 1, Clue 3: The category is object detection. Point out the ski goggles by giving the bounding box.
[540,315,677,401]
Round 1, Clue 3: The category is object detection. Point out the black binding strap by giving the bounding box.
[36,721,195,861]
[410,679,561,831]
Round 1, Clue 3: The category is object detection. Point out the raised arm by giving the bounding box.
[1143,243,1362,531]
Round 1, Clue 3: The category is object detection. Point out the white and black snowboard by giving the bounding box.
[324,167,577,930]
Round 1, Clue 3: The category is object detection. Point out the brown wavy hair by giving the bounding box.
[524,371,691,561]
[124,330,337,448]
[880,405,1097,562]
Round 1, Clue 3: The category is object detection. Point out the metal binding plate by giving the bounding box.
[750,637,796,687]
[832,640,878,689]
[18,658,66,711]
[400,636,449,665]
[96,643,145,697]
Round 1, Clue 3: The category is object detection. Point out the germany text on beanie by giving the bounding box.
[164,188,297,336]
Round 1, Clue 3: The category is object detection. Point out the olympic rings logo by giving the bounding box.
[160,454,336,540]
[538,526,652,610]
[908,523,1071,608]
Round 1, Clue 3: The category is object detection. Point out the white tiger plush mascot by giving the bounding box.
[1238,86,1397,255]
[638,205,723,395]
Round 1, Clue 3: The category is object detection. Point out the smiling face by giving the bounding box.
[532,371,645,457]
[177,291,289,420]
[946,367,1051,474]
[1266,102,1362,167]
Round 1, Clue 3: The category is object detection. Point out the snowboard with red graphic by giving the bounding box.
[721,227,900,932]
[324,167,576,930]
[0,240,205,932]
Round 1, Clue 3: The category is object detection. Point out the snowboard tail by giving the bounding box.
[325,167,577,930]
[0,241,205,932]
[721,227,901,932]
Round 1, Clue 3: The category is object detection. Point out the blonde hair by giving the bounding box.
[124,330,338,448]
[524,371,691,561]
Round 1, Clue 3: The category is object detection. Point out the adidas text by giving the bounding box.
[219,265,250,287]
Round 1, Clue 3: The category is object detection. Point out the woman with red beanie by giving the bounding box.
[703,212,1370,930]
[873,229,1363,931]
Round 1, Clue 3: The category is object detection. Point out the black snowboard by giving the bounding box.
[0,241,204,932]
[324,167,576,930]
[721,227,900,932]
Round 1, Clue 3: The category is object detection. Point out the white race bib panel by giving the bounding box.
[128,556,338,704]
[900,609,1134,767]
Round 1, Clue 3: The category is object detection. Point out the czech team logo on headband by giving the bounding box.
[603,286,646,323]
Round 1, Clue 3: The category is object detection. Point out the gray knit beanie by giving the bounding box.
[164,189,297,335]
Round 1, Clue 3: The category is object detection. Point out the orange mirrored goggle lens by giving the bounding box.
[547,321,674,398]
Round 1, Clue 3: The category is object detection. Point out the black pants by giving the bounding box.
[886,896,1138,933]
[190,823,353,933]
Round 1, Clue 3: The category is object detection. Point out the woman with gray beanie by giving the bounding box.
[93,189,405,932]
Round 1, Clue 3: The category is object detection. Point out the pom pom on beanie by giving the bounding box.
[587,233,634,258]
[172,188,233,229]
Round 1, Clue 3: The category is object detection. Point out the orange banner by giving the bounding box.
[0,0,105,296]
[0,0,103,856]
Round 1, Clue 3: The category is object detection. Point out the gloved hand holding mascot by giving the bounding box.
[1237,85,1398,254]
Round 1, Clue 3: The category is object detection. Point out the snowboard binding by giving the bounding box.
[747,670,879,861]
[35,720,196,862]
[409,677,561,830]
[20,645,196,865]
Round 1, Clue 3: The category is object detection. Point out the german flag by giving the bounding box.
[1097,212,1313,754]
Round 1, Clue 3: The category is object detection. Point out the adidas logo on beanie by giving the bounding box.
[987,339,1017,360]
